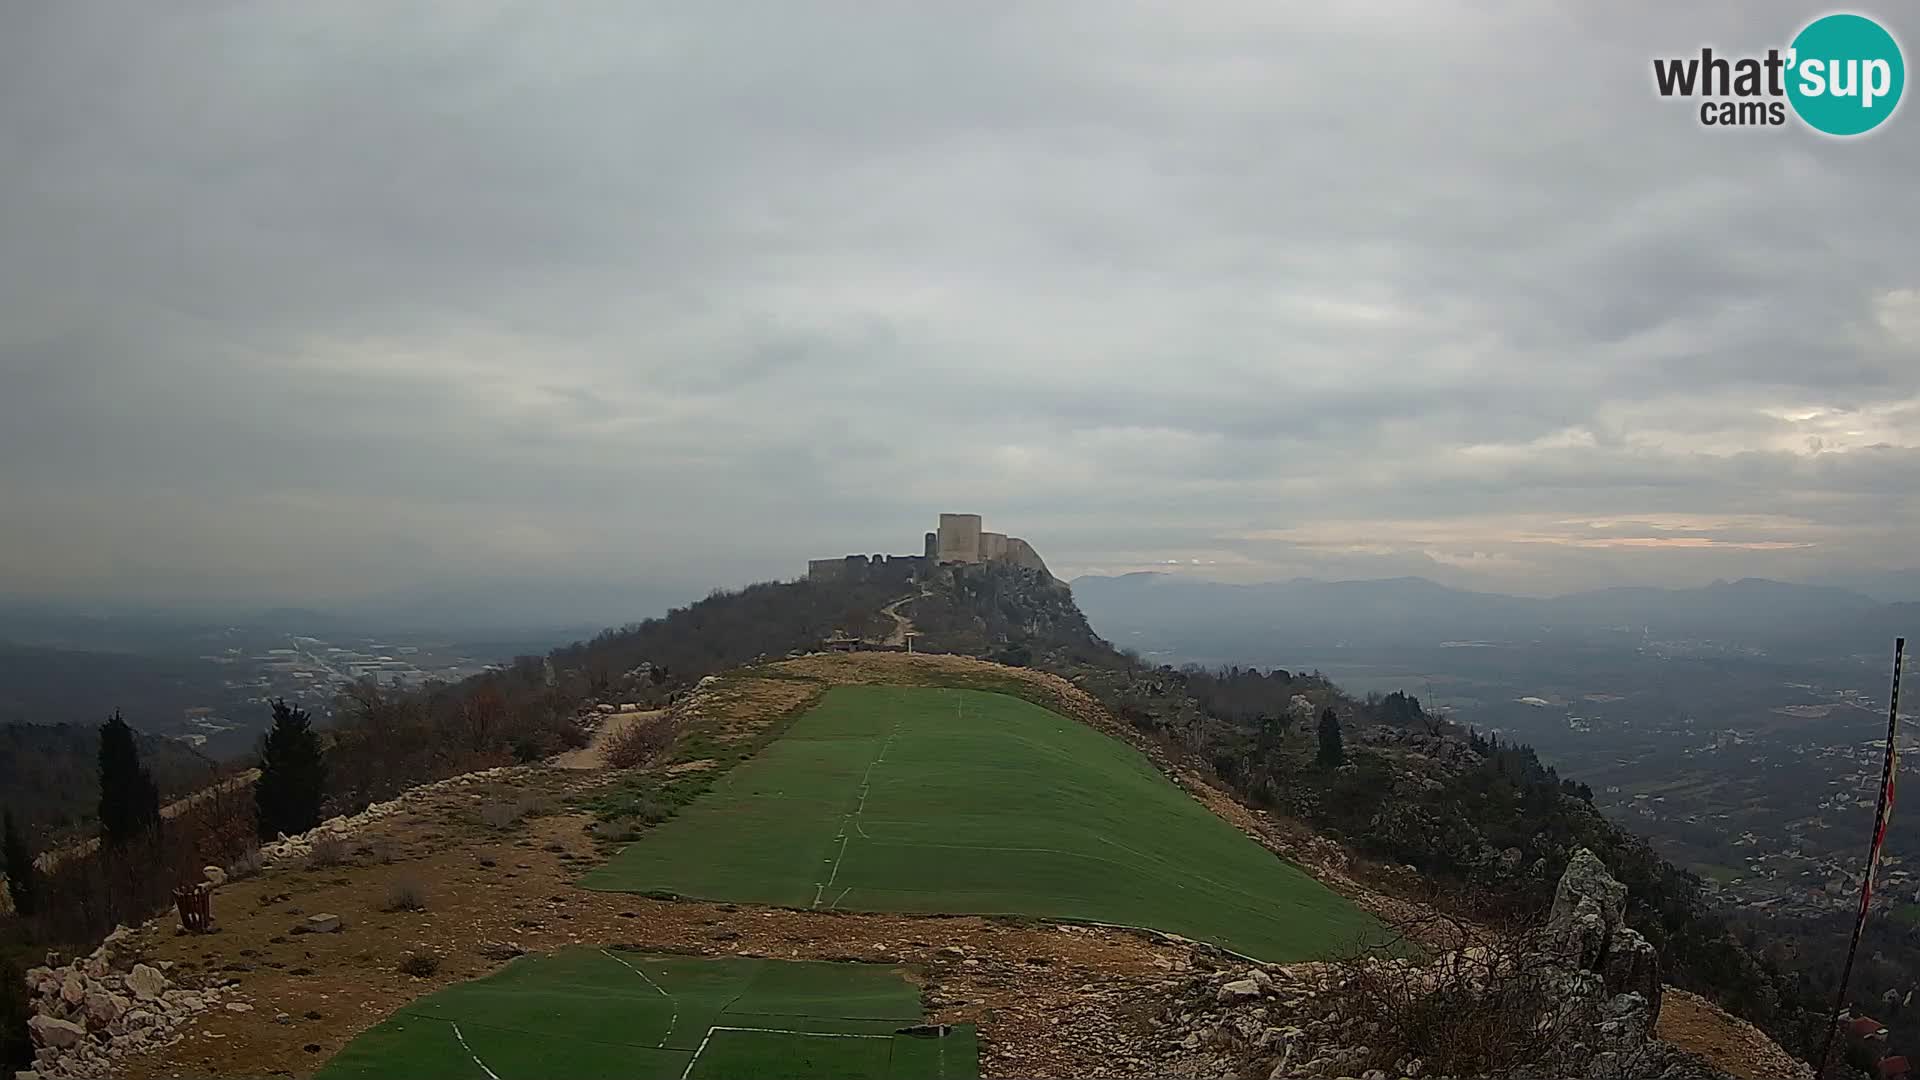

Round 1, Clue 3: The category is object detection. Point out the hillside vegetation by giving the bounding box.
[0,722,218,837]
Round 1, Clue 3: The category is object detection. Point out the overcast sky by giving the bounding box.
[3,2,1917,619]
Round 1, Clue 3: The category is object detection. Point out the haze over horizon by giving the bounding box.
[5,3,1918,618]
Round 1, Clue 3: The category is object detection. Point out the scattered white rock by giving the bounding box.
[306,913,343,933]
[24,934,229,1078]
[1215,978,1264,1004]
[125,964,167,1002]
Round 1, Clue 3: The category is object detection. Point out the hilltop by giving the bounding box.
[5,557,1831,1078]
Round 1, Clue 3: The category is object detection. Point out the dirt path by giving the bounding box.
[878,591,921,647]
[551,709,666,769]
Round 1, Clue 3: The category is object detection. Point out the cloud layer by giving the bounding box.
[3,2,1917,613]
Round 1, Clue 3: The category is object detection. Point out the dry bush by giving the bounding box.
[1321,910,1636,1079]
[589,819,644,843]
[307,833,349,869]
[604,717,680,769]
[397,951,440,977]
[476,795,547,831]
[225,846,264,881]
[382,876,427,912]
[26,784,260,947]
[476,801,520,830]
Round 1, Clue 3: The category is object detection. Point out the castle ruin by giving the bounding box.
[807,513,1050,583]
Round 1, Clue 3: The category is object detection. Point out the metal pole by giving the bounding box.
[1817,637,1905,1078]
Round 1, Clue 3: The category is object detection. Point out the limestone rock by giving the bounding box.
[26,1016,85,1050]
[1602,927,1662,1019]
[306,913,343,933]
[1548,848,1664,1024]
[83,990,124,1027]
[125,963,167,1001]
[1552,850,1627,948]
[1216,978,1264,1004]
[58,975,85,1007]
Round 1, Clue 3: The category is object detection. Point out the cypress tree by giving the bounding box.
[97,711,161,846]
[1316,707,1345,768]
[2,809,35,917]
[256,699,327,839]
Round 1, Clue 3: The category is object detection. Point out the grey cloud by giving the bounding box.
[3,1,1918,614]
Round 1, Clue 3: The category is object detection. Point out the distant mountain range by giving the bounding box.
[1069,573,1915,660]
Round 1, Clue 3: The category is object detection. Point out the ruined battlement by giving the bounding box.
[807,513,1049,583]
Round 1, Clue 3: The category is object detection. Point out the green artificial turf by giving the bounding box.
[583,685,1380,961]
[316,949,974,1080]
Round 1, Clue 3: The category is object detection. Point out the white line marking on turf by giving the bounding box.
[602,948,677,1047]
[812,718,901,908]
[451,1022,503,1080]
[681,1021,898,1075]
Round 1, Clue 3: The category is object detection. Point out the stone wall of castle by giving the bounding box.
[807,554,926,584]
[808,513,1049,582]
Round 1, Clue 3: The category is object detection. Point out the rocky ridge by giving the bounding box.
[1149,849,1813,1080]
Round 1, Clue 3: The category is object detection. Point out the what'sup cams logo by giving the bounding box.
[1654,12,1904,135]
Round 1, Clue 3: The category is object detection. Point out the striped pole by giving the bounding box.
[1818,637,1904,1078]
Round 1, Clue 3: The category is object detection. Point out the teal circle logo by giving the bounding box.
[1787,13,1905,135]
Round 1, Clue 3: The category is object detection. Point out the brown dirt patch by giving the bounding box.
[1657,987,1811,1080]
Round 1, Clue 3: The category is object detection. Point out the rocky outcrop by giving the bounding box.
[20,925,240,1079]
[1147,850,1795,1080]
[1553,847,1663,1022]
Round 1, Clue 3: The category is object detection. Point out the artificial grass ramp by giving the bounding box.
[584,685,1378,961]
[317,949,975,1080]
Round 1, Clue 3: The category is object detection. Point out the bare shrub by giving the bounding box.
[397,951,440,977]
[476,794,548,831]
[27,782,261,947]
[225,846,264,882]
[589,819,643,843]
[477,801,520,830]
[382,876,428,912]
[306,833,349,869]
[1320,911,1629,1079]
[604,717,680,769]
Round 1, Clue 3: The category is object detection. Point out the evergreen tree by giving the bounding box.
[97,711,161,846]
[2,808,35,917]
[256,699,328,840]
[1316,707,1345,768]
